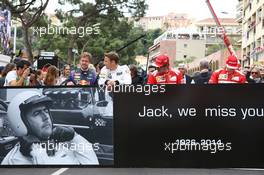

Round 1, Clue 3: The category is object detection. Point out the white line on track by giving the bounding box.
[51,168,69,175]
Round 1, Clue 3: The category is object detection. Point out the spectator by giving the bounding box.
[58,64,71,85]
[41,63,51,83]
[148,65,156,74]
[36,70,43,85]
[4,60,31,86]
[0,63,16,86]
[44,65,59,86]
[144,64,156,84]
[246,67,263,83]
[192,60,212,84]
[129,65,143,84]
[29,70,42,86]
[178,63,192,84]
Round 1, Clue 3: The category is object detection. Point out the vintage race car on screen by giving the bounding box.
[0,87,113,165]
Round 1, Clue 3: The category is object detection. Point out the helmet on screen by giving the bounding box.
[7,91,52,136]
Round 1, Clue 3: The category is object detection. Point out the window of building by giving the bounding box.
[184,44,188,48]
[184,55,187,59]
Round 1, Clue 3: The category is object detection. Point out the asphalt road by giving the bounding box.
[1,168,264,175]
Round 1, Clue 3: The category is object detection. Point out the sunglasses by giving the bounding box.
[251,72,258,74]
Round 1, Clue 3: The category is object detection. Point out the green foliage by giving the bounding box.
[174,56,196,67]
[6,0,153,65]
[206,44,222,56]
[206,36,241,56]
[55,0,148,64]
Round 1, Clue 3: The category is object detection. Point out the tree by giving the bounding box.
[206,44,222,56]
[55,0,148,64]
[3,0,50,62]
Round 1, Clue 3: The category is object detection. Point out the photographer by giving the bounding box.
[4,60,31,86]
[1,91,99,165]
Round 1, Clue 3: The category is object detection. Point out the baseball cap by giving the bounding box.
[154,55,169,68]
[226,55,238,70]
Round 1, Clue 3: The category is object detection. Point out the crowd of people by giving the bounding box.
[0,51,264,87]
[147,54,264,84]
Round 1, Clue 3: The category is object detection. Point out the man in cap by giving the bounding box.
[147,55,182,84]
[209,55,246,84]
[1,91,99,165]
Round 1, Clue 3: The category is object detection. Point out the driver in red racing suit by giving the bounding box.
[209,55,246,84]
[147,55,183,84]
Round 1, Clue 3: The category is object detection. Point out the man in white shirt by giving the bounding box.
[98,52,132,87]
[4,60,31,86]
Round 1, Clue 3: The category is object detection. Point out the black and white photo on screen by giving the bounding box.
[0,87,113,165]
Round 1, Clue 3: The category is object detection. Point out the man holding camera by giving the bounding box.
[4,60,31,86]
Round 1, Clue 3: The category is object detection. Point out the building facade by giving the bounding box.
[148,29,206,67]
[241,0,264,66]
[195,18,242,50]
[133,13,194,31]
[188,49,242,74]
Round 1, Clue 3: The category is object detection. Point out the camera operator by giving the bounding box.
[4,60,31,86]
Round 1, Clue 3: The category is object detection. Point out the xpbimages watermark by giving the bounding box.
[32,23,101,37]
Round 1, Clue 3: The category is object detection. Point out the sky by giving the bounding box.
[46,0,238,20]
[145,0,237,20]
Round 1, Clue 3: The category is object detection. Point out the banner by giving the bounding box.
[1,85,264,167]
[0,9,11,55]
[114,84,264,168]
